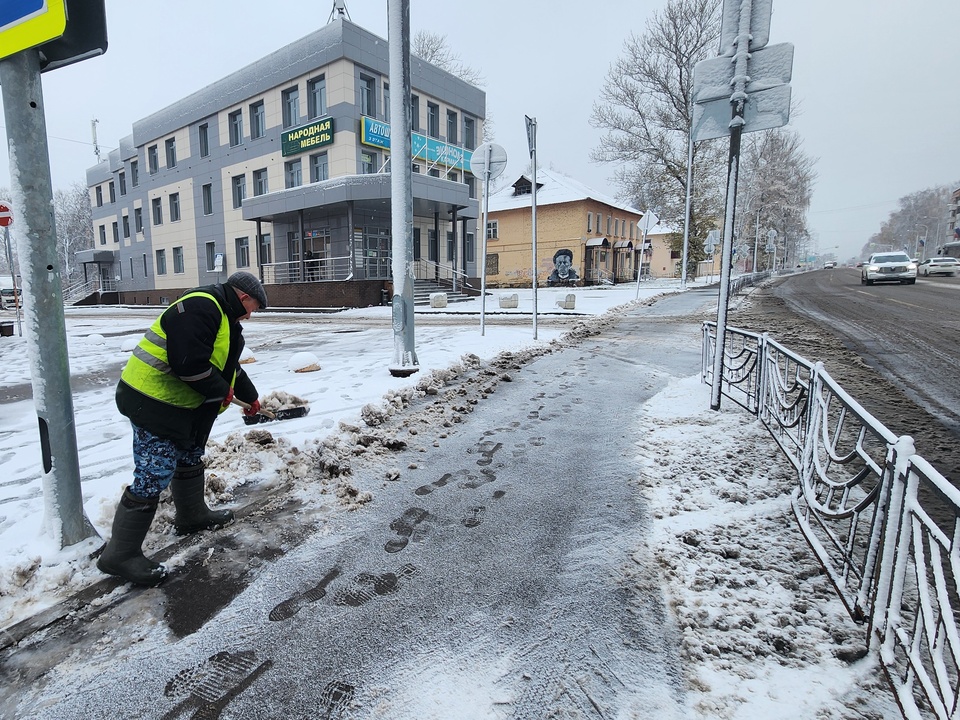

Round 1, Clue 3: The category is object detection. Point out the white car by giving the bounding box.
[918,257,960,277]
[860,252,917,285]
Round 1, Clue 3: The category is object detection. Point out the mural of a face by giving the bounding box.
[554,253,573,279]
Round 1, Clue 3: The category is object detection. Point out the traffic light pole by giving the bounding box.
[0,49,97,546]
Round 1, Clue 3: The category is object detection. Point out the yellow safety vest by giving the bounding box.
[120,291,232,409]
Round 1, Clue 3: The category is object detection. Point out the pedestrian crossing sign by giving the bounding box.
[0,1,67,62]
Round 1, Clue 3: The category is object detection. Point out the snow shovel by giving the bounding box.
[232,398,310,424]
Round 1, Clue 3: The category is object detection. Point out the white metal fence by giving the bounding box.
[703,322,960,719]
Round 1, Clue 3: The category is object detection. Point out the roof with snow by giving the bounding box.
[487,168,642,215]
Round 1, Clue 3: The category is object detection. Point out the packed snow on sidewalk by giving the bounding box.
[0,280,899,718]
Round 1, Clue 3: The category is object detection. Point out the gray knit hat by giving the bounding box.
[227,271,268,310]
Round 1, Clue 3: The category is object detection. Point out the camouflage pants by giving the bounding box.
[128,424,204,500]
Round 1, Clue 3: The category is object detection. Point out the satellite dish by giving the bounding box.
[469,142,508,181]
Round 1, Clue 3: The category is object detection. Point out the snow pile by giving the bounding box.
[635,374,898,719]
[287,350,321,372]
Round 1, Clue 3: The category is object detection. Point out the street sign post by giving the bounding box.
[525,115,539,339]
[690,0,794,411]
[0,1,108,548]
[470,142,507,336]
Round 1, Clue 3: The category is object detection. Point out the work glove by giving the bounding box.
[242,399,261,417]
[221,387,235,408]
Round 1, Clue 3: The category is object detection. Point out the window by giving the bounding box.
[310,152,328,183]
[164,137,176,168]
[465,232,475,263]
[122,214,130,239]
[151,197,163,225]
[134,207,143,233]
[253,168,269,196]
[142,253,148,277]
[446,231,455,261]
[446,110,457,143]
[307,76,326,119]
[130,160,139,187]
[148,145,159,174]
[410,94,420,132]
[95,186,103,207]
[205,241,217,272]
[282,86,300,128]
[259,233,272,264]
[169,193,180,222]
[359,74,374,116]
[129,258,133,278]
[285,159,302,188]
[249,101,265,140]
[156,249,167,275]
[108,180,116,203]
[198,123,210,157]
[597,214,603,235]
[607,216,612,234]
[630,221,635,239]
[119,171,126,196]
[229,109,243,147]
[231,175,245,208]
[466,176,476,199]
[486,220,498,240]
[98,225,106,245]
[427,102,439,137]
[173,246,184,274]
[202,183,213,215]
[360,151,376,174]
[464,117,476,150]
[235,237,250,268]
[112,221,119,243]
[383,83,390,122]
[587,212,592,233]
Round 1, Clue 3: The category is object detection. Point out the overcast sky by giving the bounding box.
[1,0,958,261]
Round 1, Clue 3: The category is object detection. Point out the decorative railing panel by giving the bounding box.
[704,321,960,720]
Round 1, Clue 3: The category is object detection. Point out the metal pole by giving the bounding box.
[4,226,23,335]
[387,0,418,376]
[527,116,538,340]
[710,0,753,412]
[681,126,694,289]
[753,207,760,274]
[1,50,97,547]
[479,143,492,336]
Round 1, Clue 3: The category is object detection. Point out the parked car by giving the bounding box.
[860,252,917,285]
[918,257,960,277]
[0,287,20,310]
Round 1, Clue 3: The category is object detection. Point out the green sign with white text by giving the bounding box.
[281,118,335,157]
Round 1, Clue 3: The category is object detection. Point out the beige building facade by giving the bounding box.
[484,170,678,288]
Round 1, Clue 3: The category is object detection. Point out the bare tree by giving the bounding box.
[590,0,726,275]
[53,182,93,284]
[736,129,817,270]
[865,184,956,259]
[412,30,485,87]
[411,30,493,142]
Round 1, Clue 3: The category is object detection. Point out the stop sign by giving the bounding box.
[0,202,12,227]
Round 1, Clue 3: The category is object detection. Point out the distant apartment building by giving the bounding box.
[80,16,484,308]
[484,169,675,287]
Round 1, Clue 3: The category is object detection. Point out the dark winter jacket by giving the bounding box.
[116,282,258,448]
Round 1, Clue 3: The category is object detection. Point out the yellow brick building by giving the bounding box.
[484,169,677,287]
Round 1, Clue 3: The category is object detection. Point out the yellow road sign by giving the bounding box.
[0,0,68,62]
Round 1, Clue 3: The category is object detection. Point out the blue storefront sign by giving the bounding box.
[360,116,473,172]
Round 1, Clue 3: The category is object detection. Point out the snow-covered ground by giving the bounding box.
[0,279,900,718]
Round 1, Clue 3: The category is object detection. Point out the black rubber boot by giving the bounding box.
[97,489,167,587]
[170,463,234,535]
